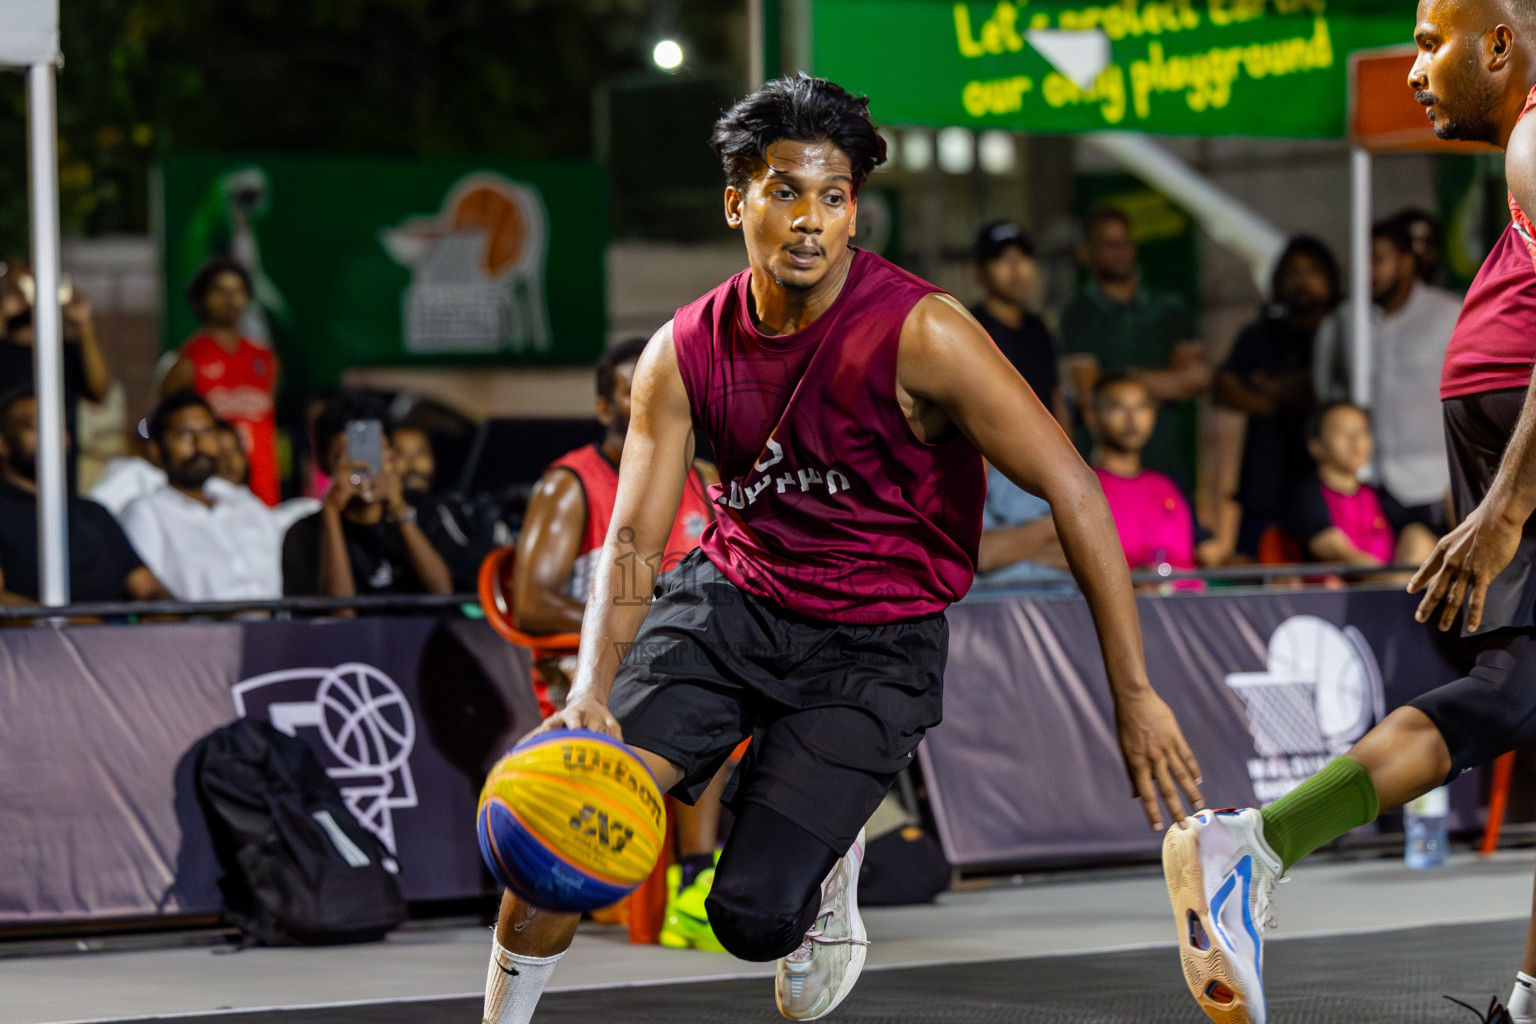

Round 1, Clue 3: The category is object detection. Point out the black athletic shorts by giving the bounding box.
[1411,634,1536,781]
[1444,390,1536,635]
[609,547,947,853]
[1403,392,1536,781]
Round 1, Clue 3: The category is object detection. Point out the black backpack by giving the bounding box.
[196,718,407,946]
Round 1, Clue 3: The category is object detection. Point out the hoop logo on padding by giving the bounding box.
[232,663,418,856]
[1225,616,1385,804]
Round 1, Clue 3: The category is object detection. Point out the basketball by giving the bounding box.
[477,728,665,913]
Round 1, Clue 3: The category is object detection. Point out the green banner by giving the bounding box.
[161,154,608,391]
[813,1,1413,137]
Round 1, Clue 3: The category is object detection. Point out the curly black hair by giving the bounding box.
[711,73,886,195]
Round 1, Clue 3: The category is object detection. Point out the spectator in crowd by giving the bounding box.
[1396,207,1445,286]
[282,395,452,601]
[1091,373,1220,579]
[212,417,250,489]
[391,424,436,496]
[1059,205,1210,484]
[213,416,319,535]
[1215,236,1338,558]
[390,421,499,591]
[971,466,1071,590]
[162,259,281,506]
[117,392,281,602]
[511,337,730,951]
[1313,216,1462,528]
[0,267,114,491]
[1287,401,1437,571]
[0,389,168,605]
[968,221,1069,430]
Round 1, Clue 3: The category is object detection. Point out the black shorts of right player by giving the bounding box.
[1412,635,1536,782]
[1444,390,1536,635]
[1407,393,1536,782]
[609,547,946,961]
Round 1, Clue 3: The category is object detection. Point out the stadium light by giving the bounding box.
[653,39,684,71]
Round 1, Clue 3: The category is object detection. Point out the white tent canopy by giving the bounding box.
[0,0,57,65]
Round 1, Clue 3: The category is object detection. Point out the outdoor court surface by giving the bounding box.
[7,852,1535,1024]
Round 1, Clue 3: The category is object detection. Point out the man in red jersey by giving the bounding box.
[481,74,1202,1024]
[1163,4,1536,1023]
[508,336,730,952]
[163,259,281,506]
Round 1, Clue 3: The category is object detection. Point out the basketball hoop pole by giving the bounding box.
[748,0,764,89]
[27,59,68,606]
[1349,145,1374,409]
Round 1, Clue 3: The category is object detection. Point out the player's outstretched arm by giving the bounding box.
[899,294,1203,829]
[1410,121,1536,632]
[532,321,696,739]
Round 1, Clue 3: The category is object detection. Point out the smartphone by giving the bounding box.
[345,419,385,480]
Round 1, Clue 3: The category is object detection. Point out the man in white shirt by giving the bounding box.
[210,415,319,535]
[1314,215,1462,526]
[119,391,281,601]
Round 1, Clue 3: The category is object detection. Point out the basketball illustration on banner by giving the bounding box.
[380,171,552,354]
[1225,615,1386,803]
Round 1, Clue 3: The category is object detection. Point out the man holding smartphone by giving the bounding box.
[281,395,452,602]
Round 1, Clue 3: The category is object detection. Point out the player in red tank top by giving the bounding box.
[506,338,728,952]
[482,75,1201,1024]
[163,259,281,506]
[1162,9,1536,1024]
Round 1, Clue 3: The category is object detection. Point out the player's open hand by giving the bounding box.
[1113,689,1203,831]
[1408,502,1524,633]
[526,696,623,743]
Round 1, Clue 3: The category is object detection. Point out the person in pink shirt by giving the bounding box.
[1286,401,1437,572]
[1090,373,1219,583]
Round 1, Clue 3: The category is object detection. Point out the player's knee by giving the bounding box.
[705,877,810,962]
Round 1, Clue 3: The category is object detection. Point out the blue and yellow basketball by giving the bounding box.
[476,728,665,912]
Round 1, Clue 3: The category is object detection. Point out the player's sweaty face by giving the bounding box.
[732,140,857,292]
[1411,0,1501,143]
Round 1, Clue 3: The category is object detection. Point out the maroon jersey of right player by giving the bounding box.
[671,248,985,624]
[1442,83,1536,400]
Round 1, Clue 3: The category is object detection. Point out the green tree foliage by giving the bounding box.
[0,0,733,249]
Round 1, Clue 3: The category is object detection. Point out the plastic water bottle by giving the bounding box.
[1404,786,1450,870]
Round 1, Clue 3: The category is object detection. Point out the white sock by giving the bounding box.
[1509,971,1536,1023]
[483,938,562,1024]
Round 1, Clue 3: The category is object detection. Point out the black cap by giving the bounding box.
[973,221,1035,264]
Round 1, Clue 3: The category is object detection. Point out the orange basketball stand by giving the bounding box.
[1481,751,1518,856]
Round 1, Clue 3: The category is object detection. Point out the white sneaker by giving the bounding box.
[1163,808,1283,1024]
[775,828,870,1021]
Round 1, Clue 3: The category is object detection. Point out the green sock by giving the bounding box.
[1260,756,1380,872]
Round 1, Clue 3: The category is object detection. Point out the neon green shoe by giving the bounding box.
[659,855,725,952]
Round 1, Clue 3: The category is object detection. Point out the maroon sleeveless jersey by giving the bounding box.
[671,249,985,624]
[1442,83,1536,400]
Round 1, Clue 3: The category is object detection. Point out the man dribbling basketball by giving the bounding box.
[482,73,1203,1024]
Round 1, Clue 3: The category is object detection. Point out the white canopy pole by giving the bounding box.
[1349,145,1374,409]
[1083,132,1288,292]
[27,60,67,606]
[748,0,764,89]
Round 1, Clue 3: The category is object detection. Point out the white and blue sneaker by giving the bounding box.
[1163,808,1283,1024]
